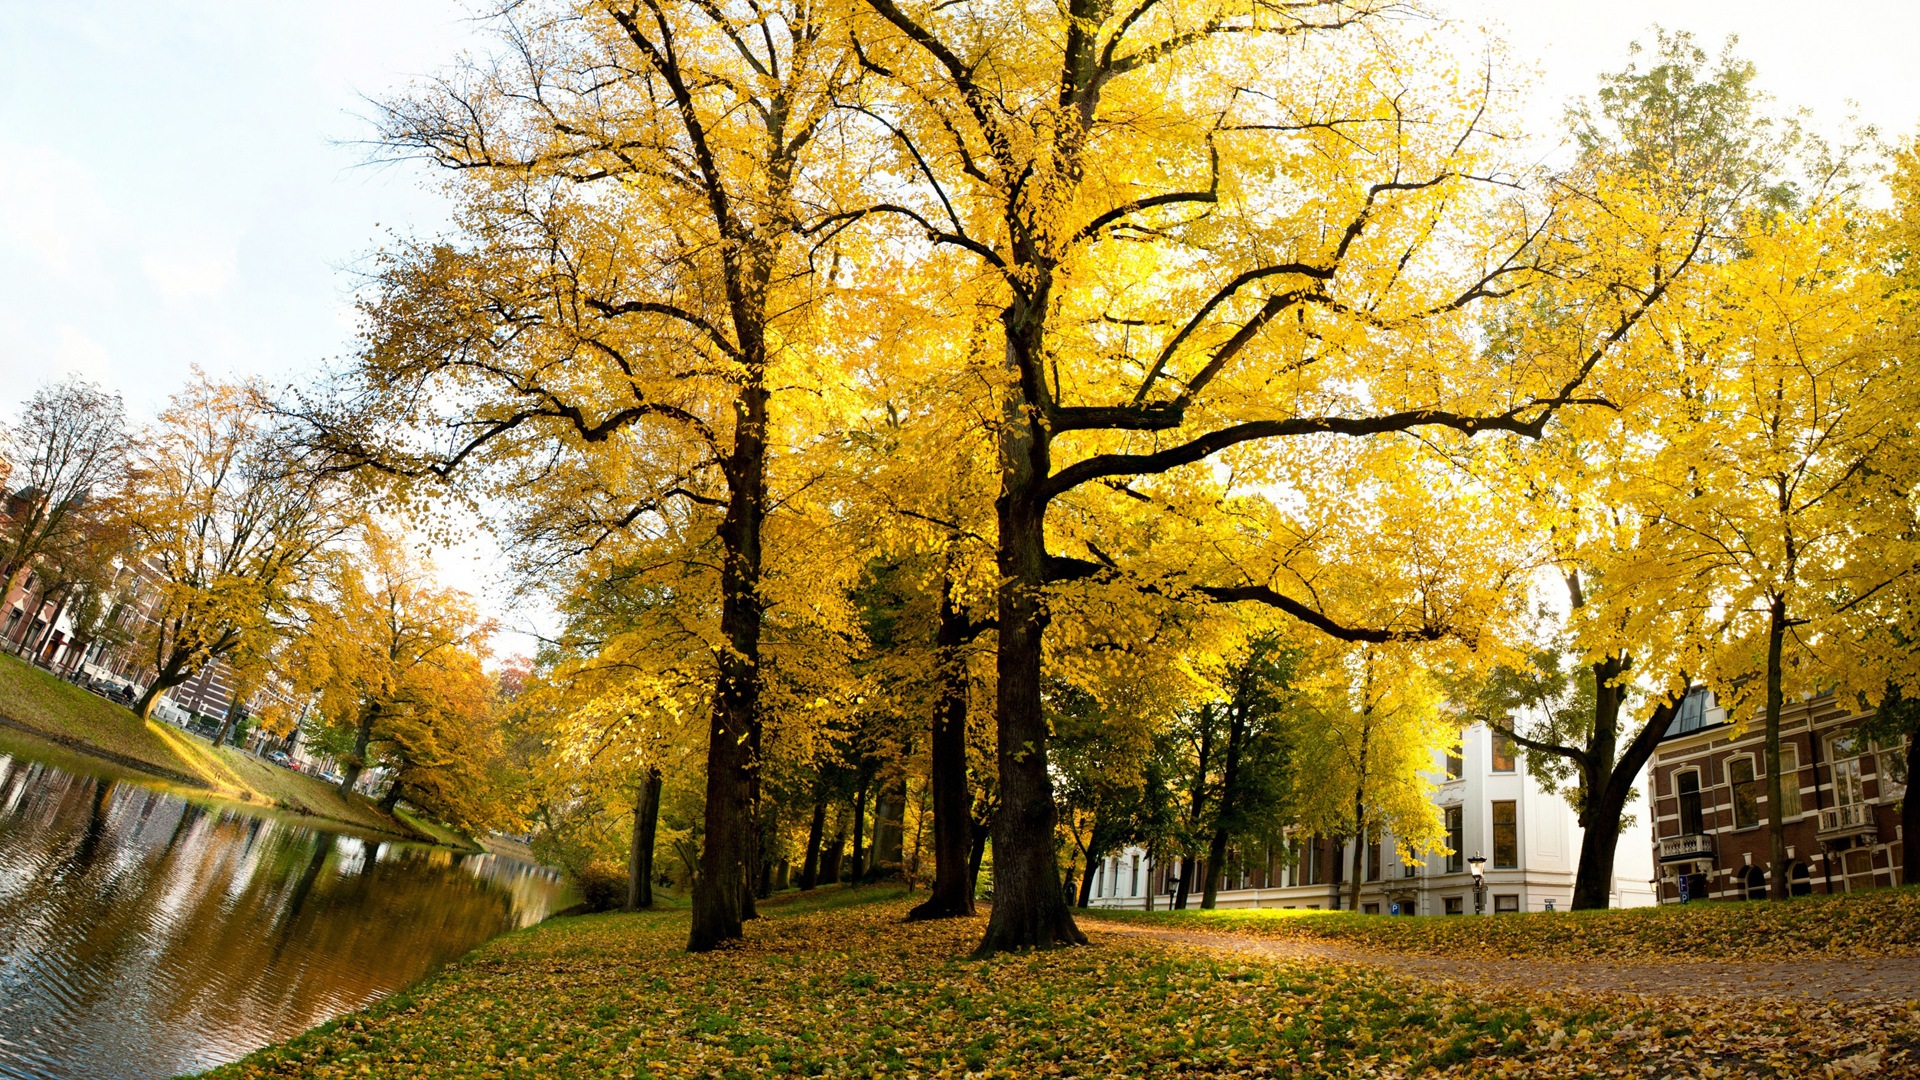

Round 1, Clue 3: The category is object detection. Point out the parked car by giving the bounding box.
[266,751,291,767]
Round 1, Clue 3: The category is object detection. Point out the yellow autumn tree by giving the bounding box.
[124,375,356,720]
[841,0,1741,951]
[305,0,879,948]
[290,526,497,820]
[1619,165,1918,898]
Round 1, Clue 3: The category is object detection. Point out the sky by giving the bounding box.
[2,0,1916,651]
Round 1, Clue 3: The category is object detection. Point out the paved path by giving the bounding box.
[1089,921,1920,1003]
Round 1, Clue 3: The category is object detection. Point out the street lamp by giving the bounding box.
[1467,854,1487,915]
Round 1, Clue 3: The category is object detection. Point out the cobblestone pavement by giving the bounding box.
[1089,921,1920,1003]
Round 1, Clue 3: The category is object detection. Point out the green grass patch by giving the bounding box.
[193,889,1916,1079]
[1083,885,1920,960]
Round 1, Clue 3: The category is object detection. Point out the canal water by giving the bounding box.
[0,747,569,1080]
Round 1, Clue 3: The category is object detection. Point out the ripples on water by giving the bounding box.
[0,751,568,1080]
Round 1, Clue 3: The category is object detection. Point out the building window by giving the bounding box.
[1363,902,1380,915]
[1307,838,1324,885]
[1445,806,1464,873]
[1491,732,1517,772]
[1445,742,1464,781]
[1877,738,1910,800]
[1491,800,1517,868]
[1093,864,1103,898]
[1729,756,1762,829]
[1831,733,1867,807]
[1666,687,1717,737]
[1366,840,1380,882]
[1494,894,1519,914]
[1737,865,1765,900]
[1444,896,1464,915]
[1130,854,1140,896]
[1677,770,1704,835]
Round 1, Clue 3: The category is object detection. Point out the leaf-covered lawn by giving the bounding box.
[1084,888,1920,962]
[195,889,1916,1079]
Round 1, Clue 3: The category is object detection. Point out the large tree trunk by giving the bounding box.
[754,796,780,900]
[975,365,1084,953]
[628,768,661,911]
[133,650,193,720]
[1763,595,1791,901]
[1904,733,1920,886]
[1200,825,1229,908]
[822,817,846,885]
[800,782,828,890]
[1568,672,1678,911]
[1076,849,1100,907]
[378,779,405,813]
[338,702,379,798]
[873,773,907,869]
[849,778,868,883]
[1200,701,1247,910]
[1347,716,1372,912]
[967,806,991,898]
[687,375,769,952]
[910,578,976,920]
[1175,706,1214,910]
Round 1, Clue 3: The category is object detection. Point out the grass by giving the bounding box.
[1081,886,1920,961]
[0,652,464,844]
[194,887,1916,1079]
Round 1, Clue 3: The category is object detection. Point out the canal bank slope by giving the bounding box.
[196,888,1914,1079]
[0,653,465,845]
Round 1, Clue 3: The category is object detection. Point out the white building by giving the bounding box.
[1087,721,1657,914]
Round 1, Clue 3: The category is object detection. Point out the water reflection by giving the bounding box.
[0,752,566,1080]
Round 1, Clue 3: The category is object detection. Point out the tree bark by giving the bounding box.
[1175,706,1214,910]
[822,819,846,884]
[849,778,868,884]
[1347,715,1372,913]
[800,782,828,890]
[910,577,976,919]
[975,370,1084,952]
[1905,733,1920,886]
[628,768,661,910]
[967,806,991,899]
[1568,682,1679,910]
[133,650,193,720]
[873,773,907,869]
[338,702,379,798]
[687,371,769,952]
[378,780,404,813]
[1200,699,1247,910]
[1763,594,1791,901]
[754,795,780,900]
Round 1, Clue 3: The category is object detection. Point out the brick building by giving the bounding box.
[1648,688,1908,902]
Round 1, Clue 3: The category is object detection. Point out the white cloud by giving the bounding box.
[141,246,237,300]
[0,143,115,278]
[49,326,112,382]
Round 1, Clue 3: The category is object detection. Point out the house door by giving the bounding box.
[1839,848,1875,892]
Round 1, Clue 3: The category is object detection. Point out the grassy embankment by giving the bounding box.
[0,652,468,845]
[198,887,1914,1079]
[1082,886,1920,961]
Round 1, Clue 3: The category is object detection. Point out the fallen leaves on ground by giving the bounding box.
[195,888,1919,1079]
